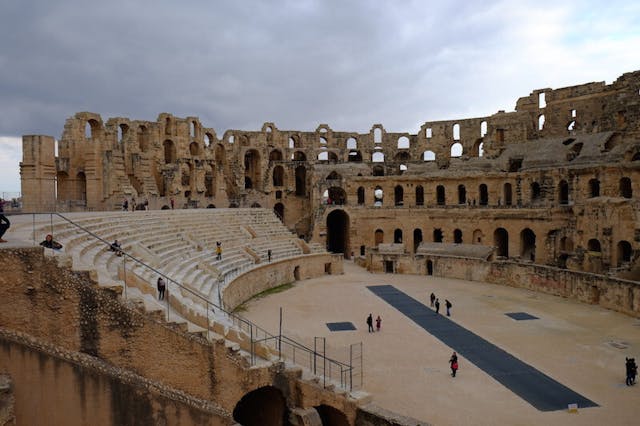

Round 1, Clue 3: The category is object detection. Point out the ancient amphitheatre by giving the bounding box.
[1,70,640,425]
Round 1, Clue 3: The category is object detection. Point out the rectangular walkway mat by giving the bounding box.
[506,312,539,321]
[367,285,598,411]
[326,322,357,331]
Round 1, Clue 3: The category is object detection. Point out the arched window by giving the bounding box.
[295,166,306,196]
[374,128,382,144]
[272,165,284,186]
[357,187,365,205]
[413,229,422,253]
[504,183,513,206]
[189,141,199,156]
[372,152,385,162]
[436,185,445,206]
[531,182,541,202]
[453,123,460,140]
[520,228,536,261]
[589,179,600,197]
[375,229,384,246]
[373,186,383,206]
[397,136,410,149]
[433,228,443,243]
[347,137,357,149]
[457,185,466,205]
[480,121,487,137]
[415,185,424,206]
[494,228,509,257]
[423,151,436,162]
[394,229,403,243]
[293,151,306,161]
[619,177,632,198]
[454,229,462,244]
[538,114,545,130]
[558,180,569,204]
[269,149,283,162]
[451,142,463,157]
[617,240,632,266]
[479,184,488,206]
[394,185,404,206]
[372,165,384,176]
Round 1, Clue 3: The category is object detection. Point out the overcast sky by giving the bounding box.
[1,0,639,193]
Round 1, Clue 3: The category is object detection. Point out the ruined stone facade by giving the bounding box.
[21,71,640,276]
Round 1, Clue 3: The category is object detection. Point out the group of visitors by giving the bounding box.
[430,292,453,316]
[122,197,149,211]
[366,313,382,332]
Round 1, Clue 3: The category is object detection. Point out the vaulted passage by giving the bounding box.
[233,386,287,426]
[327,209,350,258]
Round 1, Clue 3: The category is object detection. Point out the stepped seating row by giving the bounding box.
[27,209,324,310]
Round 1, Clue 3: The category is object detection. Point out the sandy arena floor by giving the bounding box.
[241,262,640,426]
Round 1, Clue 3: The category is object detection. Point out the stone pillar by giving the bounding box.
[20,135,56,212]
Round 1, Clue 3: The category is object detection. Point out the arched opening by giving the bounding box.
[357,187,365,205]
[415,185,424,206]
[423,150,436,161]
[269,149,283,162]
[374,229,384,246]
[397,136,410,149]
[457,185,466,205]
[473,229,483,244]
[394,185,404,206]
[250,202,261,208]
[348,150,363,162]
[326,171,341,180]
[558,180,569,204]
[433,228,443,243]
[207,204,216,208]
[619,177,632,198]
[413,228,422,253]
[293,151,306,161]
[372,165,384,176]
[137,125,150,152]
[327,210,350,258]
[394,228,403,243]
[233,386,287,426]
[538,114,545,130]
[314,405,350,426]
[372,152,385,163]
[373,186,383,206]
[204,163,215,197]
[272,165,284,186]
[453,123,460,140]
[454,229,462,244]
[479,184,488,206]
[503,183,513,206]
[450,142,463,157]
[76,172,86,202]
[327,187,346,205]
[589,179,600,197]
[244,150,261,190]
[189,141,199,156]
[494,228,509,257]
[274,203,284,222]
[117,123,127,145]
[347,137,357,149]
[436,185,445,206]
[163,140,176,164]
[617,240,632,266]
[85,119,101,139]
[520,228,536,261]
[530,182,541,202]
[426,260,433,275]
[588,239,601,252]
[295,166,306,196]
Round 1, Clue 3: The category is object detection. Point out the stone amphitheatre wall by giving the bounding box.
[1,246,400,425]
[20,70,640,281]
[367,254,639,317]
[223,253,344,311]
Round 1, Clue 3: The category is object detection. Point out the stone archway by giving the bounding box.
[233,386,287,426]
[327,209,350,258]
[314,404,349,426]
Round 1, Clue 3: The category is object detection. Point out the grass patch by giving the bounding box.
[232,282,294,313]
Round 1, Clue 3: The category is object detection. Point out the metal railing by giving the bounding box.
[21,211,361,391]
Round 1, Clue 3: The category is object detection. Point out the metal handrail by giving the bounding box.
[27,211,357,390]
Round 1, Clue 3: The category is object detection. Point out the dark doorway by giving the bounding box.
[327,210,350,258]
[413,229,422,253]
[385,260,394,273]
[494,228,509,258]
[433,228,443,243]
[520,228,536,261]
[274,203,284,222]
[427,260,433,275]
[315,405,349,426]
[233,386,287,426]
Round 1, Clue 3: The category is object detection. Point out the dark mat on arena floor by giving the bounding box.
[367,284,598,411]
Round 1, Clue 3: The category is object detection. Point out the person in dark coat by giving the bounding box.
[0,198,10,243]
[445,299,452,316]
[626,357,637,386]
[449,352,459,377]
[434,298,440,315]
[366,313,374,332]
[430,292,436,307]
[40,234,63,250]
[157,277,166,301]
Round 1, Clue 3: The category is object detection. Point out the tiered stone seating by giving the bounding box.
[19,209,325,316]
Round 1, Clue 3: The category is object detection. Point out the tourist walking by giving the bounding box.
[216,241,222,260]
[445,299,452,316]
[449,352,459,377]
[430,292,435,307]
[366,314,374,333]
[375,315,382,331]
[122,197,128,211]
[435,298,440,315]
[157,277,166,301]
[626,357,637,386]
[0,199,10,243]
